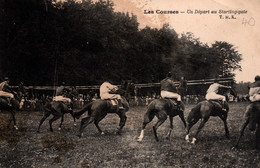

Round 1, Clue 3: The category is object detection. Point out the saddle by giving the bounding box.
[106,99,118,106]
[207,100,226,111]
[164,98,179,110]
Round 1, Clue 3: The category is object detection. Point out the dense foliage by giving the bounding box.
[0,0,242,85]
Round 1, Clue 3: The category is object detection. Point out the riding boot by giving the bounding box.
[222,101,227,111]
[177,101,181,110]
[7,98,12,106]
[117,99,125,110]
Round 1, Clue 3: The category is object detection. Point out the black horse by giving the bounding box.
[185,88,236,144]
[233,102,260,149]
[37,87,78,133]
[73,82,134,138]
[0,83,27,130]
[137,99,186,142]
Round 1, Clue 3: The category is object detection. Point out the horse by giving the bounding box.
[0,83,27,130]
[37,87,79,133]
[73,82,134,138]
[137,98,186,142]
[233,102,260,150]
[185,87,237,144]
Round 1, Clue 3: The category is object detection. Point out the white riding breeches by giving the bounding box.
[53,96,71,103]
[0,91,14,99]
[249,94,260,102]
[161,91,181,101]
[100,93,121,100]
[206,92,226,101]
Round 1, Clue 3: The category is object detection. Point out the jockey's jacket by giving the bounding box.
[100,82,118,96]
[249,81,260,97]
[206,83,226,93]
[160,78,178,93]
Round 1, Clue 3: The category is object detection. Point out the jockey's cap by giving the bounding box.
[61,82,65,85]
[4,77,9,81]
[255,75,260,81]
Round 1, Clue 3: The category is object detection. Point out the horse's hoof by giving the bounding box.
[14,126,18,130]
[74,123,77,126]
[165,136,170,140]
[137,138,142,142]
[58,128,61,131]
[185,135,190,142]
[191,138,197,144]
[231,146,237,150]
[101,132,105,135]
[78,133,82,138]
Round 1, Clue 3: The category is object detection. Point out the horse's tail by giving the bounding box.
[73,102,93,119]
[187,103,201,123]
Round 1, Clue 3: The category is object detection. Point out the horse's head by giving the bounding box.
[218,86,237,102]
[118,80,135,101]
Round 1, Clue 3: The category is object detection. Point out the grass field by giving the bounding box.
[0,102,259,168]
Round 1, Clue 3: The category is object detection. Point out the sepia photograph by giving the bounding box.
[0,0,259,167]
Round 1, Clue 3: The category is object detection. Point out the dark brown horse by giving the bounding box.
[233,102,260,149]
[137,99,186,142]
[37,87,78,133]
[185,88,236,144]
[0,83,27,130]
[73,82,134,138]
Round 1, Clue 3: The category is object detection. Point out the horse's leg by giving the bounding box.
[78,116,94,138]
[179,111,187,128]
[116,112,127,134]
[137,111,155,142]
[219,114,230,138]
[49,114,61,132]
[191,117,209,144]
[71,113,77,126]
[165,116,173,140]
[255,124,260,150]
[94,114,107,135]
[153,111,167,142]
[58,115,64,131]
[185,118,199,142]
[37,112,51,133]
[11,111,18,130]
[233,119,249,149]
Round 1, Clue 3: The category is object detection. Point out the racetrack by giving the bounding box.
[0,102,259,167]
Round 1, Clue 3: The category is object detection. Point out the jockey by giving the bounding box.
[0,77,15,106]
[249,75,260,102]
[53,82,73,111]
[245,75,260,130]
[205,79,231,111]
[100,81,124,110]
[160,72,182,109]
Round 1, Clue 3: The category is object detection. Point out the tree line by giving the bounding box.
[0,0,242,86]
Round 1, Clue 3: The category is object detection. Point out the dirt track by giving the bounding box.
[0,102,259,167]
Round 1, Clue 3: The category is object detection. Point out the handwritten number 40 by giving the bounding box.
[242,17,255,26]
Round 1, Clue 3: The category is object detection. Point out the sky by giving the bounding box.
[107,0,260,82]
